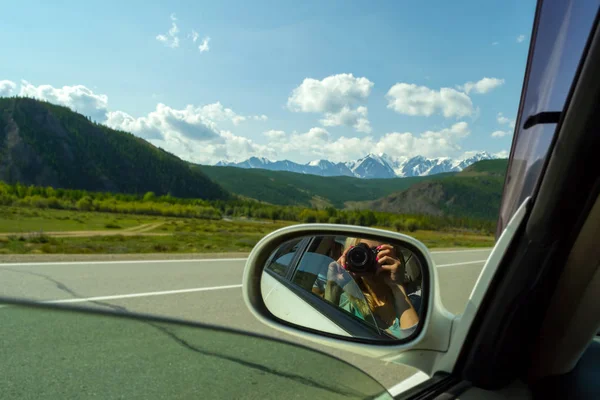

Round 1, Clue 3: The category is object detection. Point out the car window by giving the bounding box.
[496,0,599,235]
[265,238,304,278]
[0,303,392,400]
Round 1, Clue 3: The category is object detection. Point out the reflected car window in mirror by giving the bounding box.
[265,237,303,278]
[262,234,425,342]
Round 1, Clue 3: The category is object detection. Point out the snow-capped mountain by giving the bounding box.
[214,151,497,179]
[346,154,397,179]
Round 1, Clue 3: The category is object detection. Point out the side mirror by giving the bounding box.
[243,224,455,371]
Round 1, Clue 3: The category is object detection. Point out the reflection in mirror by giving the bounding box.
[260,235,424,342]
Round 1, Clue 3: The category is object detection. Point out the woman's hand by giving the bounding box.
[326,245,355,285]
[327,257,347,284]
[375,244,405,286]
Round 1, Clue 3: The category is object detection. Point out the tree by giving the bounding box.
[143,192,156,202]
[76,196,93,211]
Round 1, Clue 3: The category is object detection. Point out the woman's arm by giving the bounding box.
[324,260,351,304]
[389,283,419,329]
[376,244,420,329]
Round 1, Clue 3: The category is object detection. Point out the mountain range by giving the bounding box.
[0,97,508,221]
[215,151,496,179]
[348,159,507,220]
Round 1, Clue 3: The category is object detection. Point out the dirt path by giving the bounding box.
[133,222,164,233]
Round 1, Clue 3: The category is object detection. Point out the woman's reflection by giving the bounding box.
[324,237,420,339]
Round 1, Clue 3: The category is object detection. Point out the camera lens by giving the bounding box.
[349,249,368,265]
[346,243,376,274]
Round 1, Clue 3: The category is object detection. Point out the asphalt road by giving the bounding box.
[0,249,491,398]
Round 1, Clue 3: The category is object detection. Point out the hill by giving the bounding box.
[350,159,508,220]
[0,97,229,200]
[196,164,455,208]
[457,158,509,177]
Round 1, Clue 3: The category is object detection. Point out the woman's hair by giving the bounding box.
[344,237,398,327]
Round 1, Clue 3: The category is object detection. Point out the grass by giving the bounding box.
[0,206,165,233]
[0,206,494,254]
[0,234,263,254]
[150,218,291,234]
[392,229,494,248]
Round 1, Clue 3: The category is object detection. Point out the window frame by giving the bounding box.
[264,237,309,279]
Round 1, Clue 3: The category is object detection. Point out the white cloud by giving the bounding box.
[145,128,275,165]
[252,115,268,121]
[104,101,276,164]
[268,127,373,163]
[319,136,376,162]
[386,83,473,118]
[19,80,109,121]
[320,106,372,133]
[217,130,275,161]
[491,130,510,138]
[190,30,199,43]
[0,80,16,96]
[156,13,180,48]
[287,73,373,132]
[264,130,286,141]
[494,150,509,158]
[105,110,164,140]
[197,102,246,125]
[261,122,471,162]
[497,112,516,129]
[288,73,373,113]
[374,121,470,158]
[517,34,526,43]
[458,77,505,94]
[106,101,258,141]
[199,37,210,52]
[106,103,221,142]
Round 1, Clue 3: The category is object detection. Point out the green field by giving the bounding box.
[0,206,165,232]
[0,206,494,254]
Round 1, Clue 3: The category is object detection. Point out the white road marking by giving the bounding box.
[0,248,491,267]
[0,258,248,267]
[436,260,487,268]
[41,284,243,304]
[430,248,491,254]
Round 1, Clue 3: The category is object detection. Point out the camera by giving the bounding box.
[345,243,379,274]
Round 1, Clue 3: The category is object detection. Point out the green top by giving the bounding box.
[338,292,416,339]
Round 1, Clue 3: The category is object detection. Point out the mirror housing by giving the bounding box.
[242,224,455,373]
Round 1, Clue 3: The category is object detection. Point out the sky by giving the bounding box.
[0,0,537,165]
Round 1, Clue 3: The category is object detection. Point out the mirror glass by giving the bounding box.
[260,234,425,342]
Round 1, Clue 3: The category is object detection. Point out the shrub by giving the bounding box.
[393,219,405,232]
[405,219,419,232]
[27,232,53,244]
[76,196,93,211]
[104,223,122,229]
